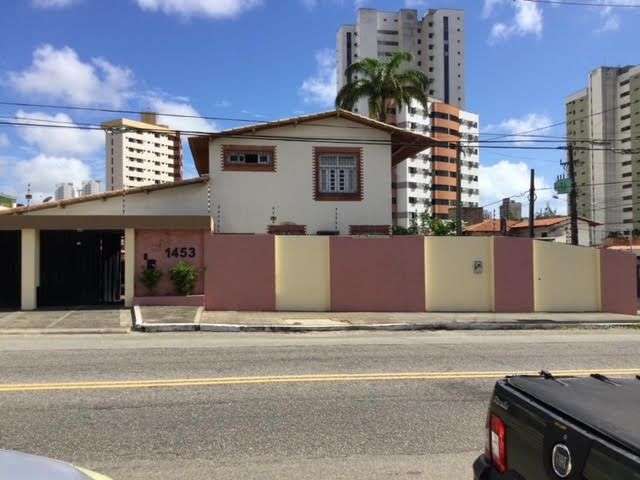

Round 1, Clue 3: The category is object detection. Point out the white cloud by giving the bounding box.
[404,0,427,8]
[482,0,503,17]
[12,154,91,200]
[146,98,217,133]
[301,0,366,10]
[485,113,553,145]
[299,49,337,107]
[485,0,542,42]
[146,98,217,179]
[596,13,620,32]
[13,110,104,156]
[6,45,134,107]
[479,160,564,215]
[134,0,262,18]
[31,0,78,8]
[0,133,9,148]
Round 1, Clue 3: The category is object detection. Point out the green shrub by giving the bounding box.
[139,267,162,292]
[169,261,199,296]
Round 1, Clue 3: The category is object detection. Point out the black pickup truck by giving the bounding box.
[473,372,640,479]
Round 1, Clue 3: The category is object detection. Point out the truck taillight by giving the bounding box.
[490,414,508,474]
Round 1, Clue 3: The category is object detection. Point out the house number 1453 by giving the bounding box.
[165,247,196,258]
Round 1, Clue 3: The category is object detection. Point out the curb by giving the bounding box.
[138,321,640,333]
[0,328,131,335]
[141,323,199,333]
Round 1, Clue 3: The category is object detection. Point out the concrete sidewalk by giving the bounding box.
[0,308,132,334]
[138,309,640,333]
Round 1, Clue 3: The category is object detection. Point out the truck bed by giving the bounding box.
[506,375,640,457]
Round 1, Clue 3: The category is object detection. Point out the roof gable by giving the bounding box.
[189,109,435,175]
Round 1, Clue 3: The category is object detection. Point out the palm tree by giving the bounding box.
[335,51,431,124]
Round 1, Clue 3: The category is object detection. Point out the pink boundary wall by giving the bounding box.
[600,248,637,315]
[330,236,425,312]
[204,234,276,311]
[493,237,534,313]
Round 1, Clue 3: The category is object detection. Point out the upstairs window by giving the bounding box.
[222,145,276,171]
[228,152,272,164]
[314,147,362,201]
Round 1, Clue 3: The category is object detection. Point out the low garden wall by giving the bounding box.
[202,234,637,314]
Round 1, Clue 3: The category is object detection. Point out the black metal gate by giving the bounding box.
[0,231,21,308]
[39,230,123,307]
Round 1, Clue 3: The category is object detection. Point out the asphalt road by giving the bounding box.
[0,329,639,479]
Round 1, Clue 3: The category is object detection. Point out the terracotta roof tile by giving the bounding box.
[465,219,517,233]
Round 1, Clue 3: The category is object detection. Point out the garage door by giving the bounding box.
[39,230,123,307]
[0,231,21,308]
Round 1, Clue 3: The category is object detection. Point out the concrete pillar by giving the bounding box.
[21,229,39,310]
[124,228,135,307]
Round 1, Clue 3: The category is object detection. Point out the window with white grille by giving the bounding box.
[318,155,357,194]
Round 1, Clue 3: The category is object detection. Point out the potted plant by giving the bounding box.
[139,266,162,294]
[169,261,199,296]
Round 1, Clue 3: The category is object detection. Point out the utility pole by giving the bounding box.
[500,198,509,235]
[455,144,462,235]
[567,144,579,246]
[528,169,535,238]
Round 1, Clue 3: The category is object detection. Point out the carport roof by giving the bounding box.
[0,176,209,216]
[188,109,437,175]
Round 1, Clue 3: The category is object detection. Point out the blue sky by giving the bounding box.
[0,0,638,212]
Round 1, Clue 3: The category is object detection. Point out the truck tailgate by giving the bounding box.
[486,375,640,479]
[507,376,640,457]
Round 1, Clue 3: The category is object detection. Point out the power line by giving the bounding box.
[577,178,640,188]
[520,0,640,7]
[479,187,554,209]
[6,119,640,153]
[484,98,638,141]
[0,100,269,124]
[4,98,640,143]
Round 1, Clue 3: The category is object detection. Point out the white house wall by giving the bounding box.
[209,117,393,234]
[25,182,210,216]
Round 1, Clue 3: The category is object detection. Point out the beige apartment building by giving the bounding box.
[392,99,479,225]
[337,8,465,110]
[102,113,182,191]
[566,65,640,241]
[337,8,478,226]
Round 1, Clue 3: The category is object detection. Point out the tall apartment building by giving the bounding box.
[392,99,479,225]
[80,180,102,197]
[337,8,478,226]
[54,183,76,201]
[337,8,465,110]
[566,65,640,240]
[499,199,522,221]
[101,113,183,191]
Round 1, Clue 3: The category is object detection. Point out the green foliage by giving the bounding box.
[424,217,458,236]
[169,261,199,296]
[139,267,162,292]
[393,214,458,236]
[335,51,432,123]
[392,226,410,235]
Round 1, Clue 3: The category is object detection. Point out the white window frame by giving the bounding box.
[318,154,358,194]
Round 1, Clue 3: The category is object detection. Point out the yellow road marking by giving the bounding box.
[0,368,638,393]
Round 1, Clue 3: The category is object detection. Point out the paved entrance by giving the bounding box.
[0,307,131,334]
